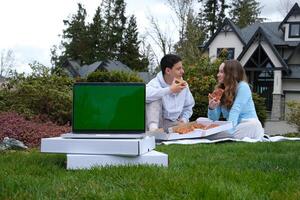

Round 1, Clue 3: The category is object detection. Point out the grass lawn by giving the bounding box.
[1,142,300,199]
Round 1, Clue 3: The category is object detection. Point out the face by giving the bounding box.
[165,61,184,79]
[217,63,225,84]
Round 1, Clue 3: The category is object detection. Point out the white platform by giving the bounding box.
[41,136,155,156]
[66,150,168,169]
[61,133,146,139]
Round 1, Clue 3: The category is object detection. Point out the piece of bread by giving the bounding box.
[172,122,220,134]
[174,78,187,86]
[208,88,224,101]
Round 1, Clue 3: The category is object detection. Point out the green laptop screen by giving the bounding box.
[72,83,145,133]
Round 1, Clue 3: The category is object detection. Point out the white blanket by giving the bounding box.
[161,135,300,145]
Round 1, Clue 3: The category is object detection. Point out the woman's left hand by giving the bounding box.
[208,96,220,110]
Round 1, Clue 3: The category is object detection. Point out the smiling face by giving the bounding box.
[217,63,225,84]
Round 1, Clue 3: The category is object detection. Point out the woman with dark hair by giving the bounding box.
[207,60,264,139]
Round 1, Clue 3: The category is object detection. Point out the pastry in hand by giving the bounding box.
[208,88,224,101]
[174,78,187,86]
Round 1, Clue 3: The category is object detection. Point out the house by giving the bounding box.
[201,3,300,120]
[62,59,153,83]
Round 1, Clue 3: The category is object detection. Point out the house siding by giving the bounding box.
[289,48,300,64]
[209,32,244,61]
[283,79,300,91]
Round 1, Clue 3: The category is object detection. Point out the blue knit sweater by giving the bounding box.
[208,81,258,132]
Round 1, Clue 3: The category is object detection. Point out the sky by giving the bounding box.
[0,0,299,74]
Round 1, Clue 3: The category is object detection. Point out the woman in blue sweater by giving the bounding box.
[208,60,264,139]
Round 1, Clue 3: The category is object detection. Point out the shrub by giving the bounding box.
[0,112,70,148]
[86,70,143,82]
[183,56,219,121]
[286,101,300,132]
[0,62,73,125]
[252,93,267,127]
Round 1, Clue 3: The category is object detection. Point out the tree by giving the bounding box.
[0,49,15,77]
[89,6,106,61]
[199,0,229,36]
[120,16,148,71]
[165,0,195,44]
[52,0,150,73]
[147,15,174,56]
[230,0,263,28]
[174,9,206,63]
[101,0,127,59]
[51,3,90,67]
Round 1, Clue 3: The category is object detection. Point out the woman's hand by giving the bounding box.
[208,95,220,110]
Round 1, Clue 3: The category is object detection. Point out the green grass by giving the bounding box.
[1,142,300,199]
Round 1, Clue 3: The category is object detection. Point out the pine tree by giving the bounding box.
[89,6,106,61]
[100,0,126,59]
[51,1,149,72]
[60,3,91,65]
[230,0,263,28]
[120,15,148,71]
[111,0,127,57]
[199,0,229,36]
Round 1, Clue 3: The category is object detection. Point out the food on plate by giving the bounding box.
[173,126,194,134]
[191,123,206,129]
[203,123,219,130]
[174,78,187,86]
[172,122,220,134]
[193,123,220,130]
[208,88,224,101]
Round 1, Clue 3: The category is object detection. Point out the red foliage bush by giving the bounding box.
[0,112,71,148]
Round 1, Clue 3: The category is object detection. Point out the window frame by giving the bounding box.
[288,22,300,38]
[217,48,235,60]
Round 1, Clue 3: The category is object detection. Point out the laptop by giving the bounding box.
[61,82,146,139]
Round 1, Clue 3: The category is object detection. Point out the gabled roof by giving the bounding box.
[241,22,283,45]
[63,59,133,78]
[62,59,81,77]
[278,3,300,31]
[237,27,288,69]
[201,14,300,50]
[79,61,102,77]
[100,60,132,72]
[201,18,246,49]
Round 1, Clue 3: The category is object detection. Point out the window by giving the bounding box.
[289,23,300,38]
[217,48,235,60]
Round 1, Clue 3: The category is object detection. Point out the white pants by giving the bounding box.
[205,118,264,140]
[146,100,179,131]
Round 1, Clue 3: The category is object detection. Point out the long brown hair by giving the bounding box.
[217,60,247,109]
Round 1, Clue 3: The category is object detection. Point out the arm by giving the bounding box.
[146,82,171,103]
[146,78,186,103]
[180,89,195,123]
[207,91,221,121]
[208,106,221,121]
[228,82,251,127]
